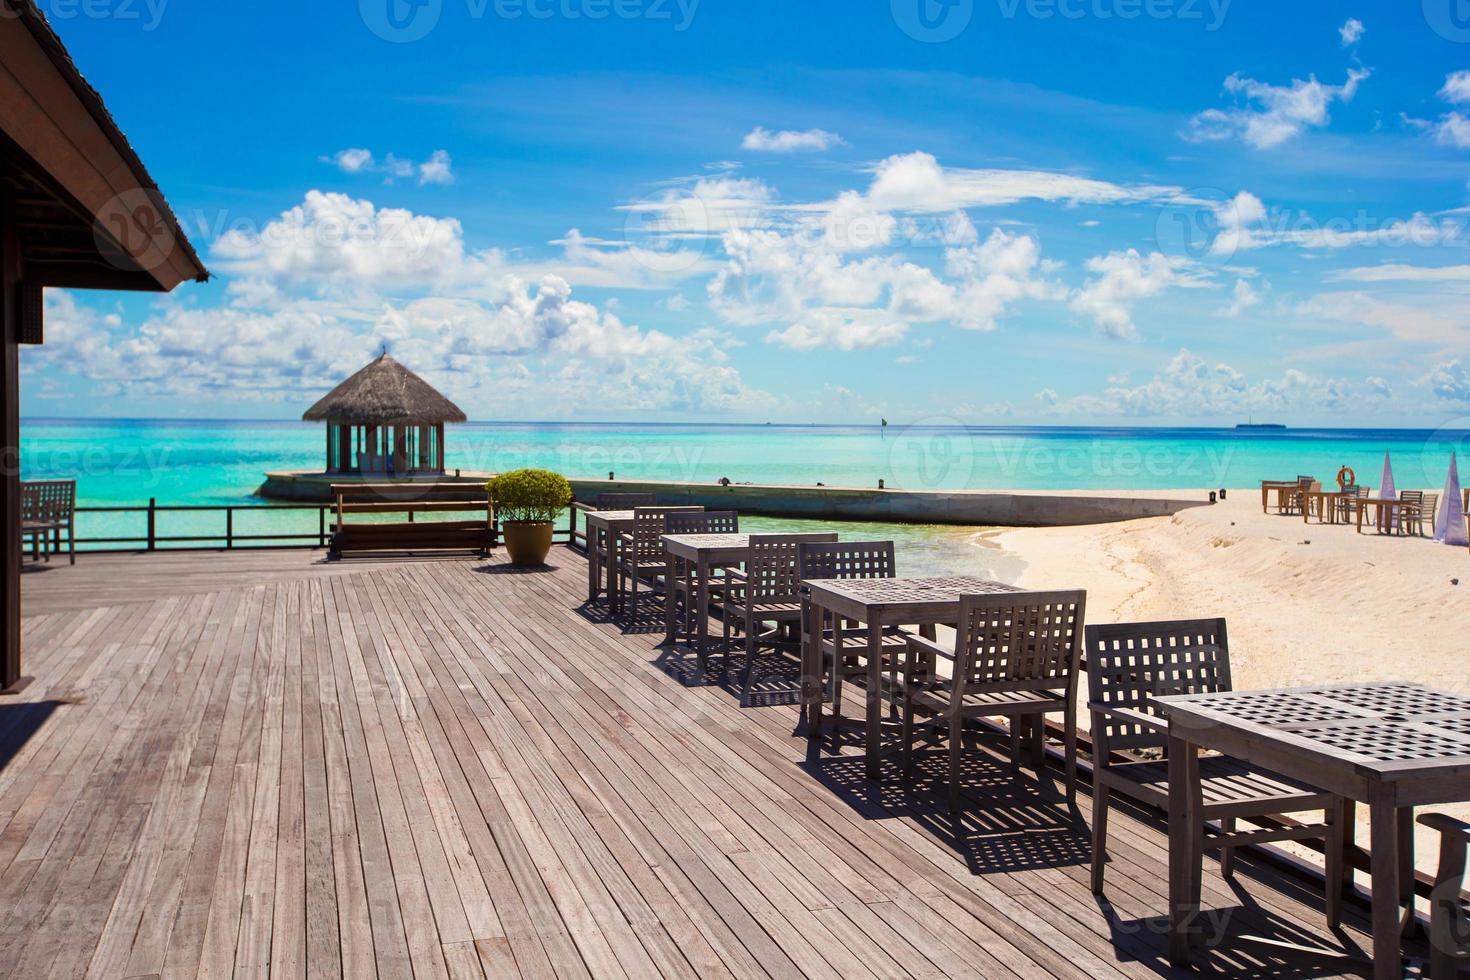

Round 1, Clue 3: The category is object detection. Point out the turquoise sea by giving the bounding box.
[19,419,1470,565]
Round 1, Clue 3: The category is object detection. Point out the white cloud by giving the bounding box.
[1433,111,1470,148]
[709,225,1060,348]
[1426,360,1470,405]
[855,151,1183,213]
[765,310,908,350]
[1441,71,1470,104]
[1185,69,1370,149]
[322,148,455,186]
[417,150,454,186]
[1069,249,1201,340]
[1339,18,1364,45]
[211,191,501,297]
[1042,349,1388,419]
[1328,263,1470,283]
[741,127,845,153]
[326,148,374,173]
[1225,278,1261,317]
[1209,191,1457,254]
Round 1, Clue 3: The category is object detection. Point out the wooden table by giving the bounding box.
[661,532,750,676]
[803,576,1022,781]
[582,510,635,608]
[1156,682,1470,979]
[1300,489,1348,524]
[1261,480,1303,514]
[1356,497,1413,534]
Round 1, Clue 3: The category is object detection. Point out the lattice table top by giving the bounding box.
[662,533,749,550]
[805,575,1020,608]
[1157,682,1470,776]
[581,510,636,525]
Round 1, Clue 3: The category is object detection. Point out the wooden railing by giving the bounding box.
[63,499,584,553]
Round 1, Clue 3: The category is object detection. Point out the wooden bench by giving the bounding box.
[329,483,495,559]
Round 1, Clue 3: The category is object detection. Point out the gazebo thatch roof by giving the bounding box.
[303,355,467,425]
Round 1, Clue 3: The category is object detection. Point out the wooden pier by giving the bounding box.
[2,548,1395,978]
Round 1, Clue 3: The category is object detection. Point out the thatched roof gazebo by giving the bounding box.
[304,354,466,475]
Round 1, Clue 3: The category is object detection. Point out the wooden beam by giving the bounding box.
[0,183,26,692]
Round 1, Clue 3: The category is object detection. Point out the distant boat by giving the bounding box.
[1236,423,1286,430]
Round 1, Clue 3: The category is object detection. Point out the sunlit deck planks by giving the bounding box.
[2,547,1392,978]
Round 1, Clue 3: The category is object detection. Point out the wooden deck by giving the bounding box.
[1,547,1404,978]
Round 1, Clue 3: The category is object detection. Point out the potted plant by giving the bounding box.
[487,468,572,565]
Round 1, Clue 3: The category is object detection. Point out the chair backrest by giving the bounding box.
[664,510,739,535]
[952,591,1086,701]
[1424,492,1440,520]
[1085,618,1231,759]
[1296,475,1315,485]
[21,480,75,522]
[595,492,657,510]
[797,540,896,582]
[627,506,703,560]
[1401,490,1425,507]
[744,533,839,602]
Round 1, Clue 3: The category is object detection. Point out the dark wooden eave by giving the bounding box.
[0,0,208,292]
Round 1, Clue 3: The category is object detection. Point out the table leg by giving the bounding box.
[819,605,839,744]
[864,619,884,781]
[587,527,599,601]
[1368,786,1404,980]
[606,531,621,612]
[695,556,711,678]
[664,554,679,646]
[1167,734,1202,968]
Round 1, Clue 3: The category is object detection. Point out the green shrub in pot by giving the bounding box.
[487,469,572,564]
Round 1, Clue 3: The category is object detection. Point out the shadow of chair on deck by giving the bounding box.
[0,701,62,772]
[802,739,1092,877]
[1098,892,1380,979]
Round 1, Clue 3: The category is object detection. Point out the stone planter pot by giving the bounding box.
[502,521,554,565]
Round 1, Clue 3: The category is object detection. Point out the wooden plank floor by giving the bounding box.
[2,547,1404,978]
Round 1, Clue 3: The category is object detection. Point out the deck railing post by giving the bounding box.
[319,506,326,548]
[226,508,233,550]
[147,498,156,551]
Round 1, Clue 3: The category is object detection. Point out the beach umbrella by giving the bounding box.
[1379,450,1398,531]
[1439,453,1468,547]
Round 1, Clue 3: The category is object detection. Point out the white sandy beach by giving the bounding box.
[993,490,1470,875]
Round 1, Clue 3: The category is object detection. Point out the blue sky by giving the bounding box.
[23,0,1470,425]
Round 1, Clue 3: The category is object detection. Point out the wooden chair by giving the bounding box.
[1085,618,1347,928]
[1418,812,1470,980]
[1424,492,1441,536]
[1398,490,1427,536]
[1284,477,1317,515]
[720,533,837,704]
[901,591,1086,811]
[1335,484,1368,523]
[797,540,915,739]
[615,506,697,619]
[20,479,76,565]
[665,511,740,636]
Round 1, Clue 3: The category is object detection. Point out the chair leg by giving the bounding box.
[1091,779,1110,894]
[947,714,963,814]
[901,690,915,783]
[1219,817,1236,879]
[1325,801,1345,930]
[1063,706,1078,806]
[740,619,757,704]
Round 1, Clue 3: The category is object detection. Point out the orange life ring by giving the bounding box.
[1336,466,1355,489]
